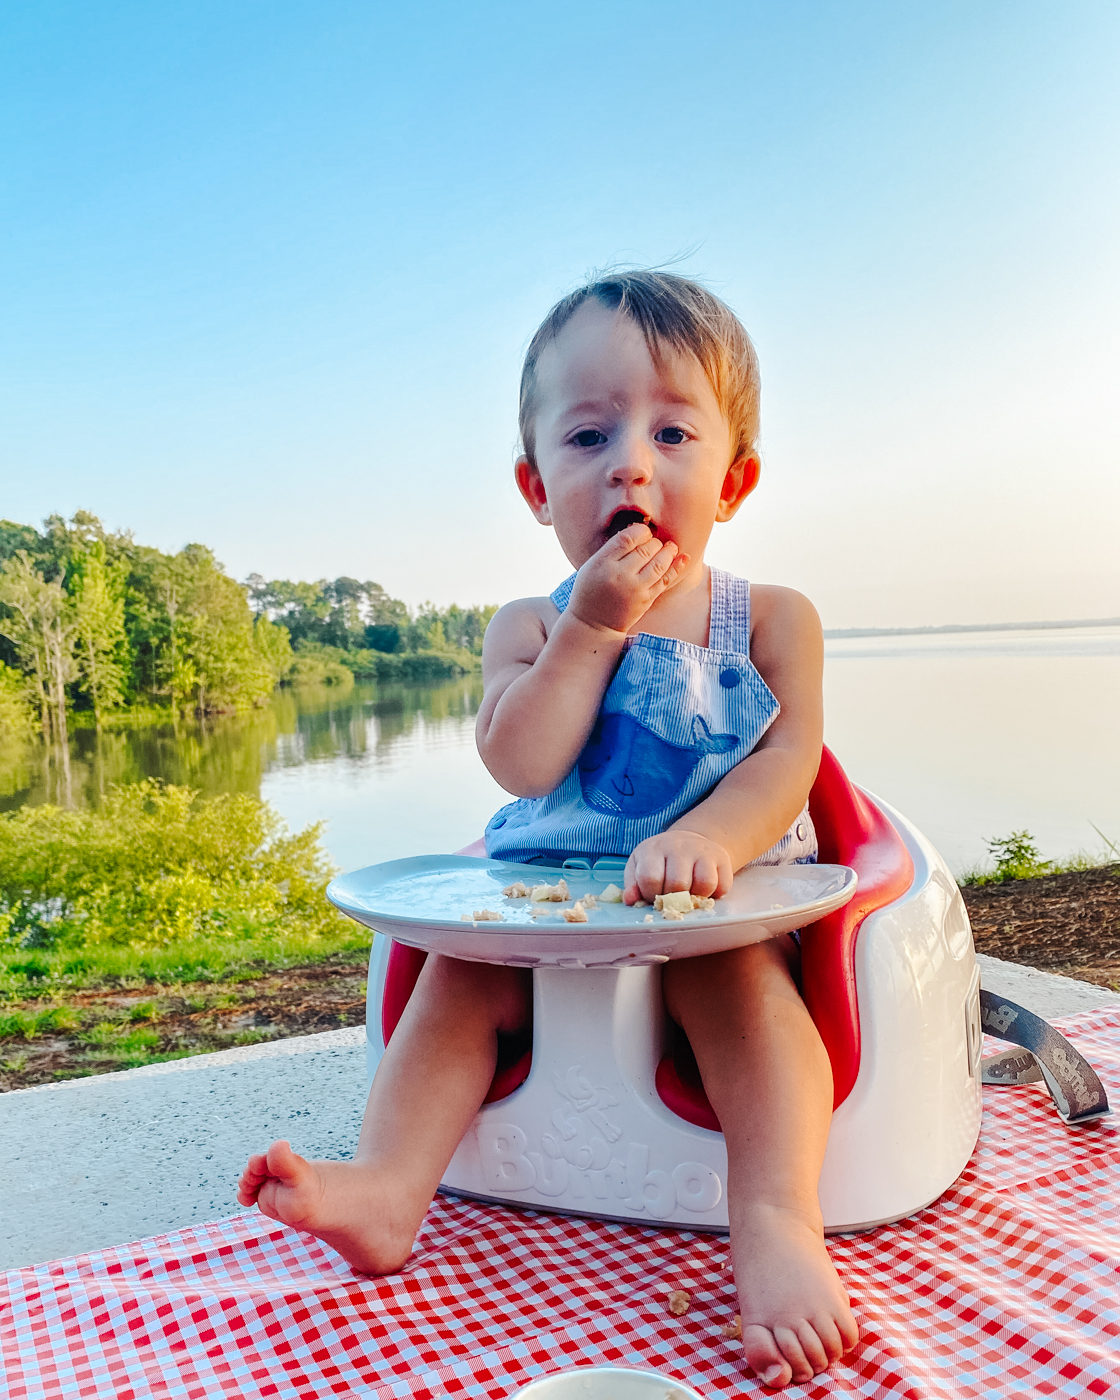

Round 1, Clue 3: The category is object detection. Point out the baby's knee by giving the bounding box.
[424,954,532,1028]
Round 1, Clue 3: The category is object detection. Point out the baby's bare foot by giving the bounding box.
[237,1140,420,1274]
[731,1202,858,1389]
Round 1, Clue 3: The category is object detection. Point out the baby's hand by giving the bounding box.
[569,524,689,635]
[624,830,733,905]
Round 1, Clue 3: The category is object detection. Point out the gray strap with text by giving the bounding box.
[979,989,1110,1125]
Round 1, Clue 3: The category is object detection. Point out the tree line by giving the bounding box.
[0,513,496,747]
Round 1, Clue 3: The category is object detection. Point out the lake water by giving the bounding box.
[4,626,1118,878]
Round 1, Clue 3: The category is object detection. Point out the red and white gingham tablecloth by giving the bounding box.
[3,1009,1119,1399]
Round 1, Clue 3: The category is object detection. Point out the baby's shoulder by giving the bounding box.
[482,594,560,667]
[748,585,822,668]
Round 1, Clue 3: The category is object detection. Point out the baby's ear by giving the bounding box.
[716,454,761,522]
[515,455,553,525]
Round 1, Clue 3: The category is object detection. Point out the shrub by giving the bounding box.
[985,830,1054,882]
[0,781,355,956]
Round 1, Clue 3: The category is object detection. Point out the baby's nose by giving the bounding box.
[608,430,655,483]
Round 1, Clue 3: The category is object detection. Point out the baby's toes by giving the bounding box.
[740,1324,791,1389]
[792,1319,842,1377]
[237,1154,269,1205]
[808,1312,849,1365]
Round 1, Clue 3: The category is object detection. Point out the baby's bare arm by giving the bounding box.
[625,586,823,901]
[477,524,687,796]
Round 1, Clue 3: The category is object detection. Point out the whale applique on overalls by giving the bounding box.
[485,568,818,868]
[578,712,740,818]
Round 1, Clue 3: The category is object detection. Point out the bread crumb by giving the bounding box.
[471,909,503,921]
[530,879,570,902]
[633,898,648,908]
[581,893,598,908]
[720,1314,742,1340]
[643,913,654,923]
[655,891,716,915]
[667,1289,690,1317]
[561,900,589,923]
[599,883,624,903]
[502,881,530,898]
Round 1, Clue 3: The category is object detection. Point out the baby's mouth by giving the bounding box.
[606,509,657,538]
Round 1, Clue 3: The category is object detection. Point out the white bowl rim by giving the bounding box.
[512,1363,706,1399]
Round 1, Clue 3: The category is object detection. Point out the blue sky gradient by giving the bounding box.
[3,1,1118,624]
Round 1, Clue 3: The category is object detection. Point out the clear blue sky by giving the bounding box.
[3,1,1118,626]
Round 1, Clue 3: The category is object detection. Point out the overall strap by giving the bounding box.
[708,568,751,654]
[550,574,577,612]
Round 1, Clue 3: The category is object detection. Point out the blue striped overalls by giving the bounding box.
[484,568,817,868]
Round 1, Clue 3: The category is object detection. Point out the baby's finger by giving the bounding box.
[661,551,690,586]
[662,852,695,894]
[712,847,735,898]
[631,847,667,904]
[688,855,721,898]
[609,522,654,558]
[635,539,679,581]
[622,851,642,904]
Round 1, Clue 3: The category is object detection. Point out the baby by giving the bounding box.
[239,271,858,1389]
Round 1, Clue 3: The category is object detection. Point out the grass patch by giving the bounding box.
[959,828,1119,886]
[0,925,371,999]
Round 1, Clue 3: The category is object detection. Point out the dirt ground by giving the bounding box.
[0,955,368,1093]
[3,864,1118,1093]
[960,862,1120,990]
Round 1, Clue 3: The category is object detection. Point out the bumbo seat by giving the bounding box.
[362,748,983,1233]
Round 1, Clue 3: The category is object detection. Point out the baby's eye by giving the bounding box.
[655,427,688,445]
[572,429,607,448]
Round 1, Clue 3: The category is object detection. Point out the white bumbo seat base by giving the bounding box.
[355,751,983,1235]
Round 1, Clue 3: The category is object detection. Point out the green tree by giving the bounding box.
[253,615,294,683]
[70,542,128,727]
[0,662,35,747]
[176,546,274,713]
[0,552,77,745]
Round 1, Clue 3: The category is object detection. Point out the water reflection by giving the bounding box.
[4,633,1119,876]
[0,677,486,815]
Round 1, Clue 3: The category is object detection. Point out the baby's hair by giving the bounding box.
[518,268,760,467]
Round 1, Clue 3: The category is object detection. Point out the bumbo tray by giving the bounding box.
[327,856,857,967]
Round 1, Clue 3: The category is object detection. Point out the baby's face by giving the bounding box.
[518,301,747,570]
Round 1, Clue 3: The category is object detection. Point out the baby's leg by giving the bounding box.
[238,955,531,1273]
[662,939,858,1389]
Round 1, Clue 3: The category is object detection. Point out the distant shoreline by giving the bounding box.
[823,617,1120,641]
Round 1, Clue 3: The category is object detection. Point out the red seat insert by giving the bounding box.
[654,746,914,1127]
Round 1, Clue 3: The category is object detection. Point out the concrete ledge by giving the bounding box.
[977,954,1120,1019]
[2,962,1117,1272]
[0,1027,367,1271]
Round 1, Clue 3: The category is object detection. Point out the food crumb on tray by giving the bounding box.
[529,878,569,902]
[561,900,589,923]
[460,909,504,922]
[655,891,716,915]
[599,882,624,903]
[666,1289,691,1317]
[502,881,530,898]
